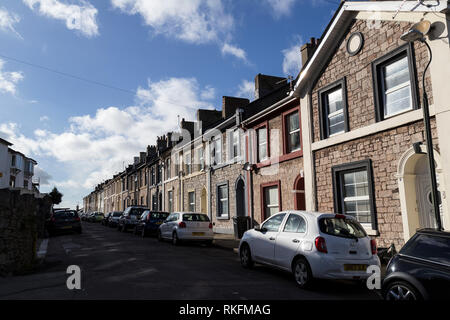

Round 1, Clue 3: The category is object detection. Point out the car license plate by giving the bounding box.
[344,264,367,271]
[192,232,204,236]
[62,226,72,229]
[156,221,162,225]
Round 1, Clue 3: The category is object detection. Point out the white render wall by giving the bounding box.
[0,143,9,189]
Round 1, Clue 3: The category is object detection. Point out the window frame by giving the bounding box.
[210,135,223,167]
[372,43,419,122]
[188,191,195,212]
[318,77,349,140]
[216,181,229,220]
[260,180,282,220]
[254,121,269,163]
[331,159,378,231]
[282,106,303,156]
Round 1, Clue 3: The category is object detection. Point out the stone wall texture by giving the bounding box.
[0,189,52,276]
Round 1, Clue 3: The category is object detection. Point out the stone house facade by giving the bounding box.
[295,1,450,248]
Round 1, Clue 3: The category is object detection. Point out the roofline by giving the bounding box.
[0,137,12,146]
[292,0,450,96]
[242,94,297,126]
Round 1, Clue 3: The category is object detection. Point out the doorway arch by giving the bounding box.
[235,176,246,217]
[200,187,207,214]
[293,175,306,210]
[397,145,446,242]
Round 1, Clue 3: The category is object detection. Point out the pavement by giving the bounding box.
[0,222,381,300]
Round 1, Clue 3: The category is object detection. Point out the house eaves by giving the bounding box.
[292,0,449,98]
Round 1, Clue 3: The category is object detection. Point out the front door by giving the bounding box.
[252,213,286,264]
[416,175,437,228]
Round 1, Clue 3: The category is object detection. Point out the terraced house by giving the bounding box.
[83,0,450,245]
[294,1,450,248]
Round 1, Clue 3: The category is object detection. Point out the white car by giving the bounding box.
[238,211,380,288]
[158,212,214,245]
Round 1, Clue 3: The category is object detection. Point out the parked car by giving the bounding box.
[238,211,380,288]
[117,206,148,232]
[47,209,82,235]
[81,212,90,221]
[107,211,123,227]
[157,212,213,245]
[134,210,169,237]
[382,229,450,300]
[88,212,104,223]
[102,212,112,225]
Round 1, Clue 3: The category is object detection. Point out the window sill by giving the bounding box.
[216,216,230,220]
[255,150,303,169]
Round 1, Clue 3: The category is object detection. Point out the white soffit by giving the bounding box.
[293,0,449,96]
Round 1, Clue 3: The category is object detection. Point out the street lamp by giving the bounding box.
[243,162,256,228]
[401,20,442,230]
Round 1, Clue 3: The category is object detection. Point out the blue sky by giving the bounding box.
[0,0,338,208]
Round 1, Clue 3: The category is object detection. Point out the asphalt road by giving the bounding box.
[0,222,381,300]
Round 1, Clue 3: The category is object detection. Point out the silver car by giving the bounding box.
[158,212,214,245]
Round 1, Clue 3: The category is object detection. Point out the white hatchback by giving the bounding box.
[158,212,214,245]
[238,211,380,288]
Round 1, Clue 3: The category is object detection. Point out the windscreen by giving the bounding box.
[53,210,77,219]
[319,217,367,239]
[183,214,210,222]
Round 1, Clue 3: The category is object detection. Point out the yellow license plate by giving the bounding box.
[156,221,162,225]
[344,264,367,271]
[192,232,205,236]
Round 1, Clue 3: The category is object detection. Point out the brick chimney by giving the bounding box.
[197,109,222,129]
[254,74,287,100]
[222,96,249,119]
[139,152,146,163]
[146,145,157,158]
[157,135,168,152]
[300,37,319,67]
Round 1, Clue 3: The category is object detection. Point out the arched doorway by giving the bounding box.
[293,175,306,210]
[200,187,207,214]
[397,146,446,242]
[235,177,246,217]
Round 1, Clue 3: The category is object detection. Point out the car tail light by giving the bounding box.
[335,214,346,219]
[75,216,80,221]
[370,239,377,255]
[209,223,213,229]
[315,236,328,253]
[179,222,186,228]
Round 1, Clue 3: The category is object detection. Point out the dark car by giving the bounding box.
[107,211,123,227]
[382,229,450,300]
[133,210,169,237]
[117,206,148,232]
[47,209,82,235]
[102,212,112,225]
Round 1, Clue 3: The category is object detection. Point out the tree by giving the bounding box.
[49,187,63,205]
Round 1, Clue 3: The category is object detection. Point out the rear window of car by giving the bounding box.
[319,217,367,239]
[151,212,169,219]
[401,234,450,265]
[130,208,146,216]
[54,210,77,218]
[113,212,122,217]
[183,214,210,222]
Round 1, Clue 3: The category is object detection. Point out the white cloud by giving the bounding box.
[0,7,22,38]
[111,0,233,44]
[0,59,24,95]
[23,0,99,37]
[264,0,296,18]
[39,115,49,122]
[235,79,254,101]
[282,36,303,76]
[34,166,53,185]
[221,43,247,62]
[0,77,215,208]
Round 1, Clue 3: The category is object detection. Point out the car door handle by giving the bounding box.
[292,239,300,243]
[269,237,275,241]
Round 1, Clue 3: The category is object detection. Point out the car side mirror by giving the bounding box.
[255,227,267,233]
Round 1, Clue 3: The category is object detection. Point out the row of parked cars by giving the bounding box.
[84,205,214,244]
[79,206,450,301]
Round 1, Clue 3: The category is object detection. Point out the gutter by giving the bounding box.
[241,94,297,126]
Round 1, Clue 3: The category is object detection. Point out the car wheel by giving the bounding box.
[157,230,163,242]
[384,281,422,301]
[172,232,180,246]
[141,228,146,238]
[240,244,254,268]
[293,257,313,289]
[122,224,127,232]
